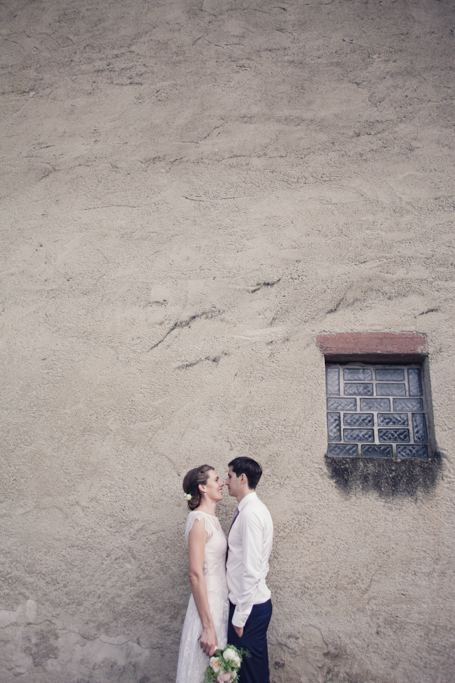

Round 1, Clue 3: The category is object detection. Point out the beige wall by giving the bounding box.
[1,0,455,681]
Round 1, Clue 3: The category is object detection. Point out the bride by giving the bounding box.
[176,465,229,683]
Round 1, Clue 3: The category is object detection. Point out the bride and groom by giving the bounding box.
[175,457,273,683]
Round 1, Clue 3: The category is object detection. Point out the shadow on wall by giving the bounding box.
[325,452,443,497]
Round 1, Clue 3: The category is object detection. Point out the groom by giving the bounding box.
[225,457,273,683]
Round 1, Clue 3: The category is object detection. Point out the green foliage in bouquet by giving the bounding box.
[203,644,250,683]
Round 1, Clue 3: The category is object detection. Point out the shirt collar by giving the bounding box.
[238,491,257,512]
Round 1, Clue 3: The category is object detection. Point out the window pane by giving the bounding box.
[325,363,429,459]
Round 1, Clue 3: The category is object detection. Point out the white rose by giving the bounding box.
[223,648,241,667]
[223,648,236,661]
[210,656,222,672]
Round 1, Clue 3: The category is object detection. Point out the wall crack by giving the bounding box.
[149,309,222,351]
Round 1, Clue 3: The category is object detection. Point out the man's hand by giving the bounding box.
[200,626,217,657]
[233,625,244,638]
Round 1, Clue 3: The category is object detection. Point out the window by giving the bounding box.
[326,364,429,459]
[317,333,433,461]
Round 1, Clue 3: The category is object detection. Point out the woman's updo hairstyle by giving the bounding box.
[183,465,214,510]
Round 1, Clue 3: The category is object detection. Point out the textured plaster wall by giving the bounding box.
[1,0,455,681]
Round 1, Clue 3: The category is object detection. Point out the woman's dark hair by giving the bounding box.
[183,465,214,510]
[228,457,262,490]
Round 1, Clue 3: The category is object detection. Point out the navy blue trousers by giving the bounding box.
[228,600,272,683]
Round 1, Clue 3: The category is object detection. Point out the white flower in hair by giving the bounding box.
[184,493,192,501]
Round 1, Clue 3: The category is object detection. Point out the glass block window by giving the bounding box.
[326,364,430,459]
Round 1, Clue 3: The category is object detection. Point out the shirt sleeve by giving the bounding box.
[232,509,264,628]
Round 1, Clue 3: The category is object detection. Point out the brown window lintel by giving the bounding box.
[317,332,427,363]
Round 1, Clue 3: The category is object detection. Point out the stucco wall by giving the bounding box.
[1,0,455,681]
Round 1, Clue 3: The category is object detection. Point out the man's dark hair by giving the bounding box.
[228,457,262,490]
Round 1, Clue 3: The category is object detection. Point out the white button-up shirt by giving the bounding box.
[226,491,273,628]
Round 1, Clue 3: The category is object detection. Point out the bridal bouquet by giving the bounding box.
[203,645,248,683]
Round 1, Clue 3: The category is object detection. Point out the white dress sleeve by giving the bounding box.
[185,511,214,544]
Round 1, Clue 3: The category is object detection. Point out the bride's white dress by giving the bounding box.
[176,511,229,683]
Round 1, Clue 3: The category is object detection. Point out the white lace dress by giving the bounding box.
[176,511,229,683]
